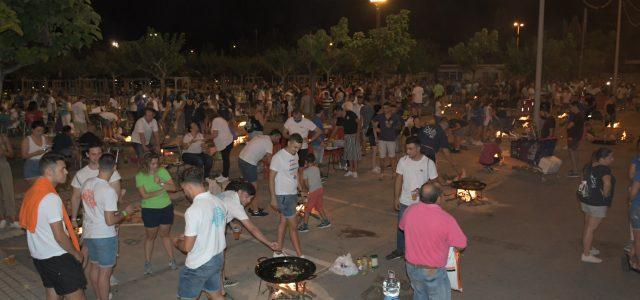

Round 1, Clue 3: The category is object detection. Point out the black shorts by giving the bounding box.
[141,204,174,228]
[33,253,86,296]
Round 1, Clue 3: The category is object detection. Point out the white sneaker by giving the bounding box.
[589,247,600,256]
[0,220,6,229]
[351,172,358,178]
[581,254,602,263]
[344,171,353,177]
[9,221,20,229]
[371,167,381,174]
[110,275,119,286]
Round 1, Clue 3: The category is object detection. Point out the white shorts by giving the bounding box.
[378,140,396,158]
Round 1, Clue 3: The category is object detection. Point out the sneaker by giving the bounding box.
[385,250,404,261]
[581,254,602,263]
[371,167,381,174]
[0,220,6,229]
[590,247,600,256]
[273,251,286,258]
[144,261,153,275]
[344,171,353,177]
[9,221,20,229]
[298,223,309,233]
[317,220,332,229]
[169,259,177,270]
[351,172,358,178]
[223,278,239,288]
[110,275,119,286]
[567,171,580,178]
[248,208,269,217]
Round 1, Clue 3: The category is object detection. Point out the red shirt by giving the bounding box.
[479,142,501,165]
[399,203,467,267]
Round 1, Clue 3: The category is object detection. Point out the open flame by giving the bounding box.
[613,122,620,128]
[494,153,499,158]
[446,103,452,108]
[621,131,627,141]
[523,122,530,128]
[233,135,248,146]
[518,116,530,121]
[237,121,247,127]
[124,136,132,142]
[558,113,568,119]
[457,189,477,202]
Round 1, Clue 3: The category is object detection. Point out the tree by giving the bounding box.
[121,28,185,94]
[297,27,331,95]
[399,40,442,75]
[263,47,297,83]
[448,28,500,78]
[504,39,534,79]
[0,0,101,98]
[350,10,416,75]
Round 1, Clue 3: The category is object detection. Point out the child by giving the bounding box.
[298,153,331,232]
[479,137,502,172]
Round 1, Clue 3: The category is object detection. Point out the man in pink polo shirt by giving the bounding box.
[400,183,467,300]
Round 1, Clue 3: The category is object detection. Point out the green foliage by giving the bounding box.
[263,47,297,82]
[350,10,416,75]
[448,28,499,73]
[0,0,101,76]
[399,40,442,74]
[120,28,186,81]
[0,2,22,35]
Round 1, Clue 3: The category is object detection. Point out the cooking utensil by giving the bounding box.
[450,179,486,191]
[255,256,316,284]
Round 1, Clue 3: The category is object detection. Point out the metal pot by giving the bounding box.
[255,256,317,284]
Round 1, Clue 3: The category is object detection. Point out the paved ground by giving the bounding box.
[1,110,639,299]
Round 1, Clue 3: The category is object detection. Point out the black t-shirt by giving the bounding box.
[337,111,358,134]
[540,116,556,138]
[581,165,616,206]
[567,113,584,140]
[418,124,450,154]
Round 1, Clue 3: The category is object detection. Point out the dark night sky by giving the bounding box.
[92,0,633,53]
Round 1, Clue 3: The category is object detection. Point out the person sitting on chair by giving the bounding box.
[181,122,214,179]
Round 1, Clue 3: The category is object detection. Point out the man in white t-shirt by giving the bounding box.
[131,108,160,159]
[211,115,234,182]
[238,130,282,216]
[71,144,122,225]
[283,110,320,167]
[20,153,87,299]
[81,153,136,300]
[269,134,303,257]
[72,98,89,134]
[386,136,438,261]
[173,168,229,300]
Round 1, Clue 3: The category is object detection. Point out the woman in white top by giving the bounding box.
[20,120,49,182]
[182,122,214,178]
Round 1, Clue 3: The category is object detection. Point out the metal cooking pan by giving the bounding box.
[255,256,316,284]
[451,179,487,190]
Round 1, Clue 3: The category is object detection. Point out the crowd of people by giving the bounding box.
[0,75,639,299]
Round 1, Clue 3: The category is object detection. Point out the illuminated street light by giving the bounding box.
[111,41,119,48]
[189,49,195,54]
[369,0,387,28]
[329,42,334,47]
[513,21,525,49]
[232,44,237,49]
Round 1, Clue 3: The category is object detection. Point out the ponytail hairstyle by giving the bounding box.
[591,147,613,163]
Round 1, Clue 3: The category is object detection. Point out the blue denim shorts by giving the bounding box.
[178,253,224,299]
[84,237,118,268]
[239,158,258,183]
[277,194,298,218]
[631,202,640,230]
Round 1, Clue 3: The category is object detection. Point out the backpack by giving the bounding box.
[577,165,592,201]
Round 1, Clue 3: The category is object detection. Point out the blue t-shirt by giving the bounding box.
[310,116,324,147]
[373,113,403,141]
[632,155,640,206]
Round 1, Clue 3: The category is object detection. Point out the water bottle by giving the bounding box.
[382,270,400,300]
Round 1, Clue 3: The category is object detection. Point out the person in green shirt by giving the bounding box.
[135,153,177,275]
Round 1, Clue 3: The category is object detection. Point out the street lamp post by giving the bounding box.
[369,0,387,28]
[513,21,524,49]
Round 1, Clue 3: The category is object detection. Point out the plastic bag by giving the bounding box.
[330,253,359,276]
[445,247,463,292]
